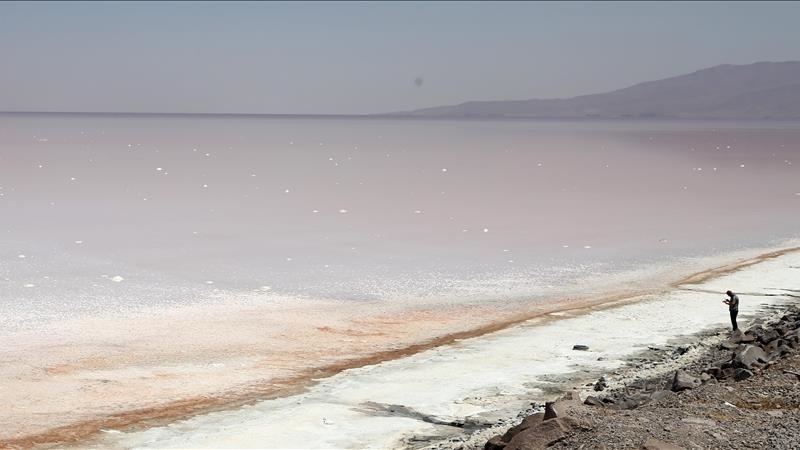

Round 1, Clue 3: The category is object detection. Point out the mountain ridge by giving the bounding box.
[389,61,800,119]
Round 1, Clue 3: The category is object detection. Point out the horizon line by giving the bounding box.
[0,110,377,118]
[2,110,799,123]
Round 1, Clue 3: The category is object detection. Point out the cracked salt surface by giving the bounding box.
[93,252,800,450]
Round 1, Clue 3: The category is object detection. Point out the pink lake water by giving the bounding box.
[1,115,799,332]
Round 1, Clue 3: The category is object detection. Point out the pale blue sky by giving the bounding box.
[2,1,799,114]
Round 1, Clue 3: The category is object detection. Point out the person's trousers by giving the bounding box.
[730,309,739,331]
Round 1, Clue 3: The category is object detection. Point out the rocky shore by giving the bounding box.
[432,302,800,450]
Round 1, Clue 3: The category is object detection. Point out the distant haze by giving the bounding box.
[1,1,800,114]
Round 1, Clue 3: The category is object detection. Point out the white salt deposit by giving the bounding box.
[94,251,800,450]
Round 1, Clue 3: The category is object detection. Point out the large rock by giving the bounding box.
[733,345,769,370]
[671,370,701,391]
[485,435,507,450]
[500,412,545,442]
[543,402,558,420]
[763,339,782,355]
[758,329,780,345]
[505,417,580,450]
[784,330,800,346]
[548,392,582,418]
[734,368,753,381]
[768,345,794,362]
[704,366,722,379]
[733,330,756,344]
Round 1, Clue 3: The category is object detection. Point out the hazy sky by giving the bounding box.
[2,1,799,114]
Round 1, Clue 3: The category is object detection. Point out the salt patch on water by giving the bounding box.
[98,252,800,449]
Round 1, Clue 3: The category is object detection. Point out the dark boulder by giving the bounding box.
[500,412,545,442]
[785,330,800,345]
[505,417,580,450]
[757,329,780,345]
[543,402,558,420]
[734,368,754,381]
[768,345,794,362]
[704,366,723,380]
[671,370,701,391]
[485,435,507,450]
[593,376,607,391]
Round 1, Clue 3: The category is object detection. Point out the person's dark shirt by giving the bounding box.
[728,293,739,311]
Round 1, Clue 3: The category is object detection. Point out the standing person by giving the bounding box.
[723,290,739,331]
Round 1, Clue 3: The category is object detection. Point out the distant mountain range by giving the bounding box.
[388,61,800,119]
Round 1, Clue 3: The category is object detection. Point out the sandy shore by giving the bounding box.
[2,245,799,449]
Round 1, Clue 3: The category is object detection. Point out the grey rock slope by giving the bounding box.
[394,61,800,119]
